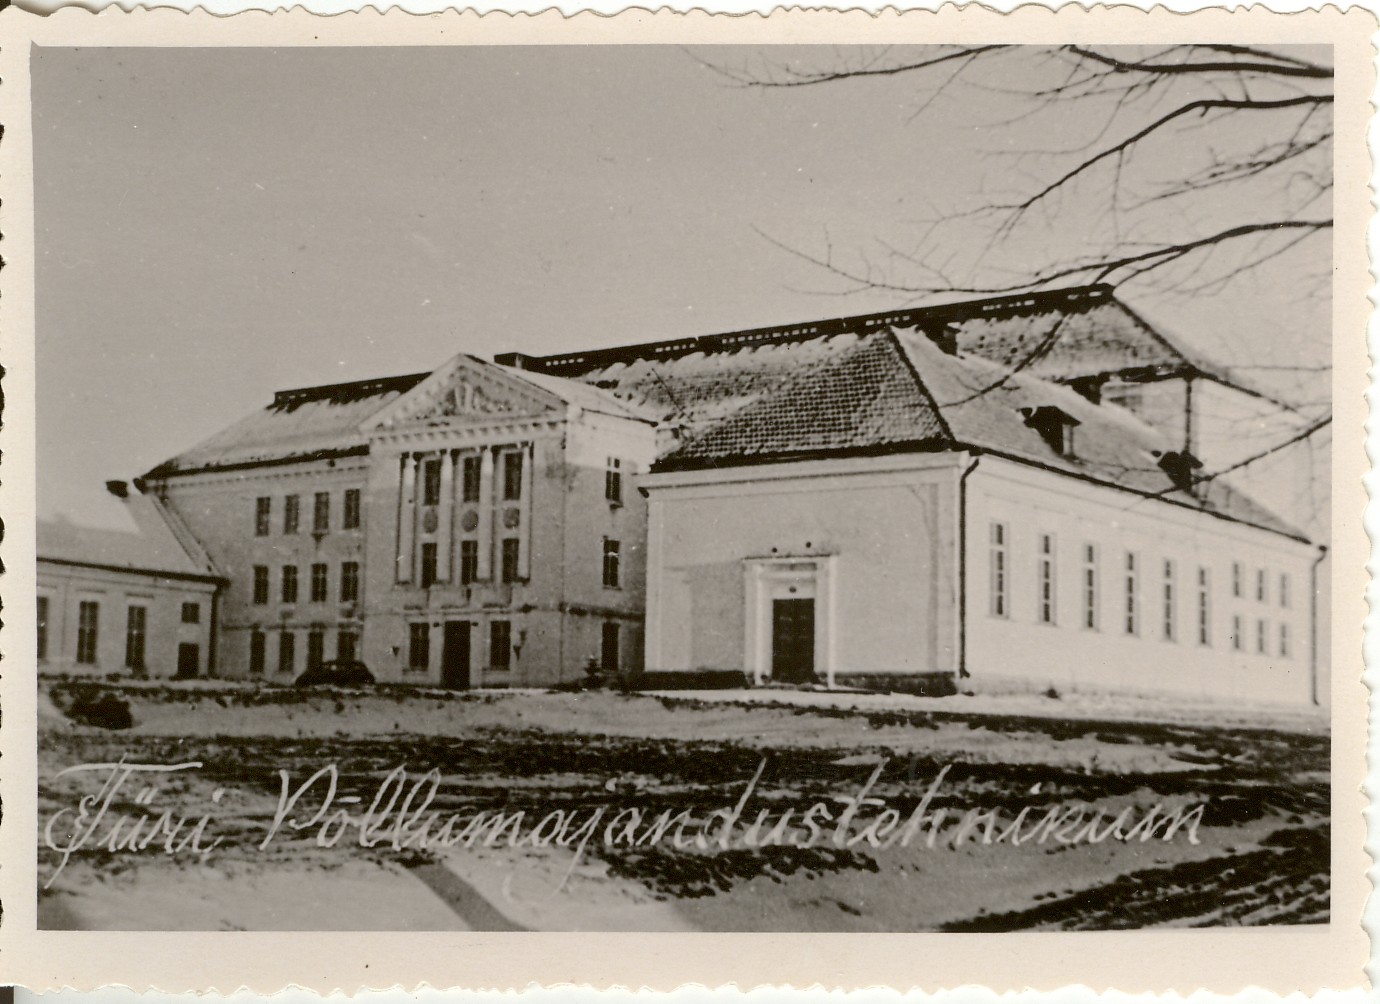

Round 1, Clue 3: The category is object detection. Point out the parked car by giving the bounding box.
[295,659,375,688]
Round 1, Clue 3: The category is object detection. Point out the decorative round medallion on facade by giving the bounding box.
[503,507,521,529]
[422,509,439,534]
[460,510,480,532]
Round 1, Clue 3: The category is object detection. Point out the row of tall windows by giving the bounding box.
[248,626,360,675]
[253,561,360,605]
[255,488,362,537]
[989,523,1293,657]
[405,621,513,673]
[412,536,620,590]
[1230,561,1292,609]
[39,597,202,670]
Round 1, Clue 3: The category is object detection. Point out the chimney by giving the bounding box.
[494,351,537,370]
[105,480,129,499]
[921,321,960,356]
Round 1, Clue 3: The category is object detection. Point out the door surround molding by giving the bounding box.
[743,555,836,688]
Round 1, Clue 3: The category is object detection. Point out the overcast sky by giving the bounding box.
[33,44,1329,528]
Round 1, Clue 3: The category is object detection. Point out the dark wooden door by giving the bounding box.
[176,643,200,679]
[771,598,815,683]
[441,621,471,690]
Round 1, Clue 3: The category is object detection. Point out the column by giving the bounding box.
[437,449,456,583]
[517,441,534,580]
[396,454,416,583]
[477,447,495,580]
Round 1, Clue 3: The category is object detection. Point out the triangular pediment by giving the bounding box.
[364,353,563,432]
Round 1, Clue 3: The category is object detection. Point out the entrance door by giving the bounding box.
[176,643,200,679]
[770,598,815,683]
[441,621,471,690]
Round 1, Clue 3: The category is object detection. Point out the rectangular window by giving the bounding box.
[310,563,328,603]
[408,623,430,672]
[605,457,623,504]
[340,561,360,603]
[490,620,512,670]
[181,601,200,624]
[1279,573,1290,609]
[500,539,520,584]
[77,600,99,664]
[255,496,271,536]
[1082,544,1098,630]
[284,495,300,535]
[1280,623,1291,658]
[1256,568,1267,603]
[1162,559,1176,642]
[1257,618,1268,654]
[1124,552,1139,636]
[423,459,443,506]
[1037,533,1056,625]
[313,492,330,534]
[278,631,295,675]
[1232,614,1244,651]
[601,622,620,672]
[343,488,362,530]
[421,542,439,588]
[307,629,325,670]
[462,456,482,503]
[603,538,621,589]
[989,523,1009,618]
[337,629,358,662]
[250,629,266,676]
[37,596,49,662]
[460,540,479,585]
[502,452,524,501]
[125,605,147,670]
[1232,561,1242,598]
[281,565,299,604]
[1197,567,1211,646]
[253,565,269,605]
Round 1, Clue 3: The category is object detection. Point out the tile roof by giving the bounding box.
[655,329,1304,541]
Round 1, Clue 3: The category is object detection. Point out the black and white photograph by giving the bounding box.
[25,31,1350,942]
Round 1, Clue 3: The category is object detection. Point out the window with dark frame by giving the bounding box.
[341,561,360,603]
[1279,573,1290,609]
[503,452,523,501]
[423,459,443,506]
[1082,544,1098,630]
[1280,622,1291,658]
[181,601,200,624]
[421,542,439,588]
[255,496,272,536]
[313,491,330,534]
[253,565,269,605]
[602,538,621,589]
[1257,618,1267,654]
[343,488,362,529]
[307,629,325,670]
[250,629,266,676]
[125,605,147,670]
[37,596,49,662]
[490,620,512,670]
[989,523,1008,618]
[281,565,299,604]
[77,600,99,665]
[601,622,620,671]
[1162,559,1176,642]
[462,456,482,503]
[501,539,520,583]
[1197,567,1211,646]
[311,563,328,603]
[460,540,479,585]
[605,457,623,504]
[338,629,359,662]
[284,494,300,535]
[1037,533,1056,625]
[278,631,295,675]
[1124,552,1139,635]
[1256,568,1267,603]
[1232,561,1242,598]
[1232,614,1244,651]
[408,623,430,672]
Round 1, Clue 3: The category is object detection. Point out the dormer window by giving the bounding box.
[1021,406,1080,458]
[1157,450,1204,495]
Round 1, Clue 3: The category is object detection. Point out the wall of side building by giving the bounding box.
[36,560,217,679]
[149,457,370,680]
[963,456,1321,705]
[643,454,963,684]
